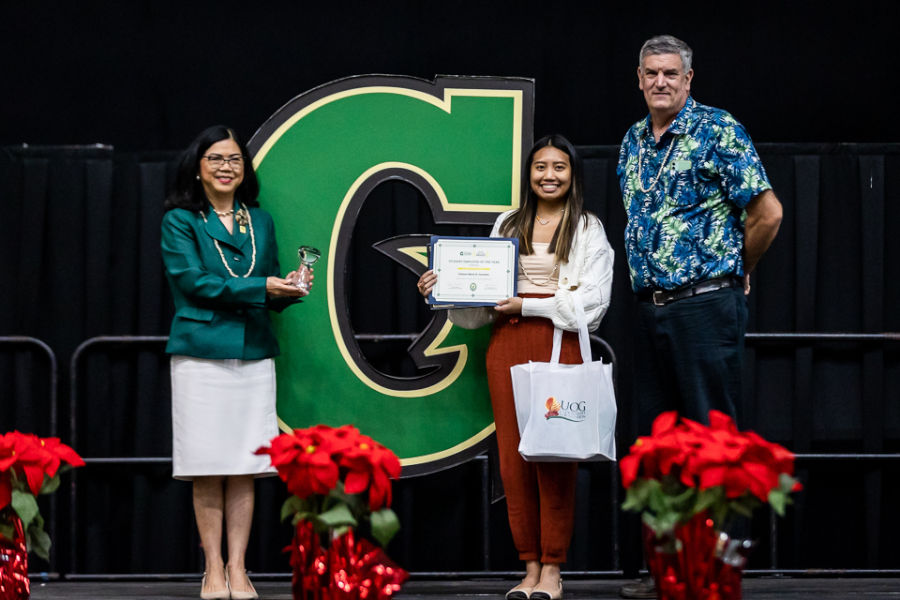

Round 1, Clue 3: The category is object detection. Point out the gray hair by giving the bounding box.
[639,35,693,72]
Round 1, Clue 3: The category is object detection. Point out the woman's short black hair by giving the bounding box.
[164,125,260,212]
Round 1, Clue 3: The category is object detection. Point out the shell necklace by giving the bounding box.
[637,134,677,193]
[200,203,256,277]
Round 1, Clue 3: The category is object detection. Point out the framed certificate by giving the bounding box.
[428,236,519,307]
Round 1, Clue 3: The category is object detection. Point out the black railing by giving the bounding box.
[1,336,59,434]
[31,329,900,577]
[64,333,620,578]
[1,336,59,575]
[67,335,169,577]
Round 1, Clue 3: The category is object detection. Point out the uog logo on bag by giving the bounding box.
[544,396,586,422]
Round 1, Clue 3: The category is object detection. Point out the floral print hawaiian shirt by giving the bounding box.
[617,97,771,293]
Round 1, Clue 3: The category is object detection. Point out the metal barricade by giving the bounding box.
[64,331,900,577]
[64,333,622,578]
[0,336,59,574]
[67,336,169,577]
[745,331,900,574]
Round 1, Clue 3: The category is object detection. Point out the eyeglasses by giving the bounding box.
[203,154,244,169]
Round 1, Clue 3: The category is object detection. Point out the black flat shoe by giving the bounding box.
[619,577,656,599]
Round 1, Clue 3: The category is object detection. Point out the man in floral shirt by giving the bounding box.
[617,35,783,598]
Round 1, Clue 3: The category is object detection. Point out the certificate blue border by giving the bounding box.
[427,235,519,307]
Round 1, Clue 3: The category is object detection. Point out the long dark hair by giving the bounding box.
[164,125,260,212]
[499,134,587,264]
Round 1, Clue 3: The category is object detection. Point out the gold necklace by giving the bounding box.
[535,209,563,226]
[637,136,677,193]
[200,203,257,277]
[520,261,559,287]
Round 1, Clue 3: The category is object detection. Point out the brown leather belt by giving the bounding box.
[641,276,740,307]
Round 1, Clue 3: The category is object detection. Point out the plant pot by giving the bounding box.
[288,520,328,600]
[287,521,408,600]
[0,509,30,600]
[643,512,745,600]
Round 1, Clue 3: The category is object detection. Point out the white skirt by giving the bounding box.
[170,356,279,480]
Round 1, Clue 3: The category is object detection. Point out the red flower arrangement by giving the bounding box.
[0,431,84,561]
[620,411,802,599]
[256,425,407,599]
[621,410,802,534]
[255,425,402,546]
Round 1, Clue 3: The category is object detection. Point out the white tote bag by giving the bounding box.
[511,296,617,462]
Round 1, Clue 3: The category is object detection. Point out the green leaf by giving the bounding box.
[642,510,679,538]
[281,496,306,522]
[729,499,755,518]
[622,480,654,512]
[316,503,357,529]
[291,511,317,526]
[0,522,15,541]
[369,508,400,547]
[646,482,670,514]
[40,474,61,495]
[28,524,52,562]
[779,473,800,494]
[768,489,788,516]
[666,486,696,512]
[694,487,724,515]
[331,524,352,538]
[11,490,40,531]
[326,485,366,516]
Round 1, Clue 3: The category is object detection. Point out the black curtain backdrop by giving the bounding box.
[2,143,899,574]
[1,1,897,151]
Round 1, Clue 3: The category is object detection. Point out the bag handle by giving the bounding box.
[550,294,592,364]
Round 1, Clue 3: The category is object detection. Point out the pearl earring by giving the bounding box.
[196,175,200,180]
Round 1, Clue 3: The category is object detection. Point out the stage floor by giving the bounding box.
[26,577,900,599]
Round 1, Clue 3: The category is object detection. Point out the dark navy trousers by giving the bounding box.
[633,285,748,435]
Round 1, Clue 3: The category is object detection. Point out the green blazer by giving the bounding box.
[161,204,297,359]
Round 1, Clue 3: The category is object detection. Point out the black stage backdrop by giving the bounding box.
[1,1,897,150]
[2,144,899,575]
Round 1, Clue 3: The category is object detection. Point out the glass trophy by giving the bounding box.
[296,245,321,291]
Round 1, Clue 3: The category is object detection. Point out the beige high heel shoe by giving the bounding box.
[227,568,259,600]
[199,572,230,600]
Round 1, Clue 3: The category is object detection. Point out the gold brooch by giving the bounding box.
[235,208,249,226]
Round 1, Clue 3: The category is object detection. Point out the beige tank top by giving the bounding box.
[517,242,559,294]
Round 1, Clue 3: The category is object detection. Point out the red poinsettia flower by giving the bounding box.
[0,475,10,511]
[7,432,52,496]
[0,434,17,472]
[33,436,86,477]
[256,429,340,499]
[340,436,402,510]
[620,412,694,488]
[1,431,84,512]
[620,411,802,530]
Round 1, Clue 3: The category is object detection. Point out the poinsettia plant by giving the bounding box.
[620,411,802,536]
[255,424,402,547]
[0,431,85,560]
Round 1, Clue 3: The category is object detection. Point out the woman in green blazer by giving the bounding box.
[161,125,308,600]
